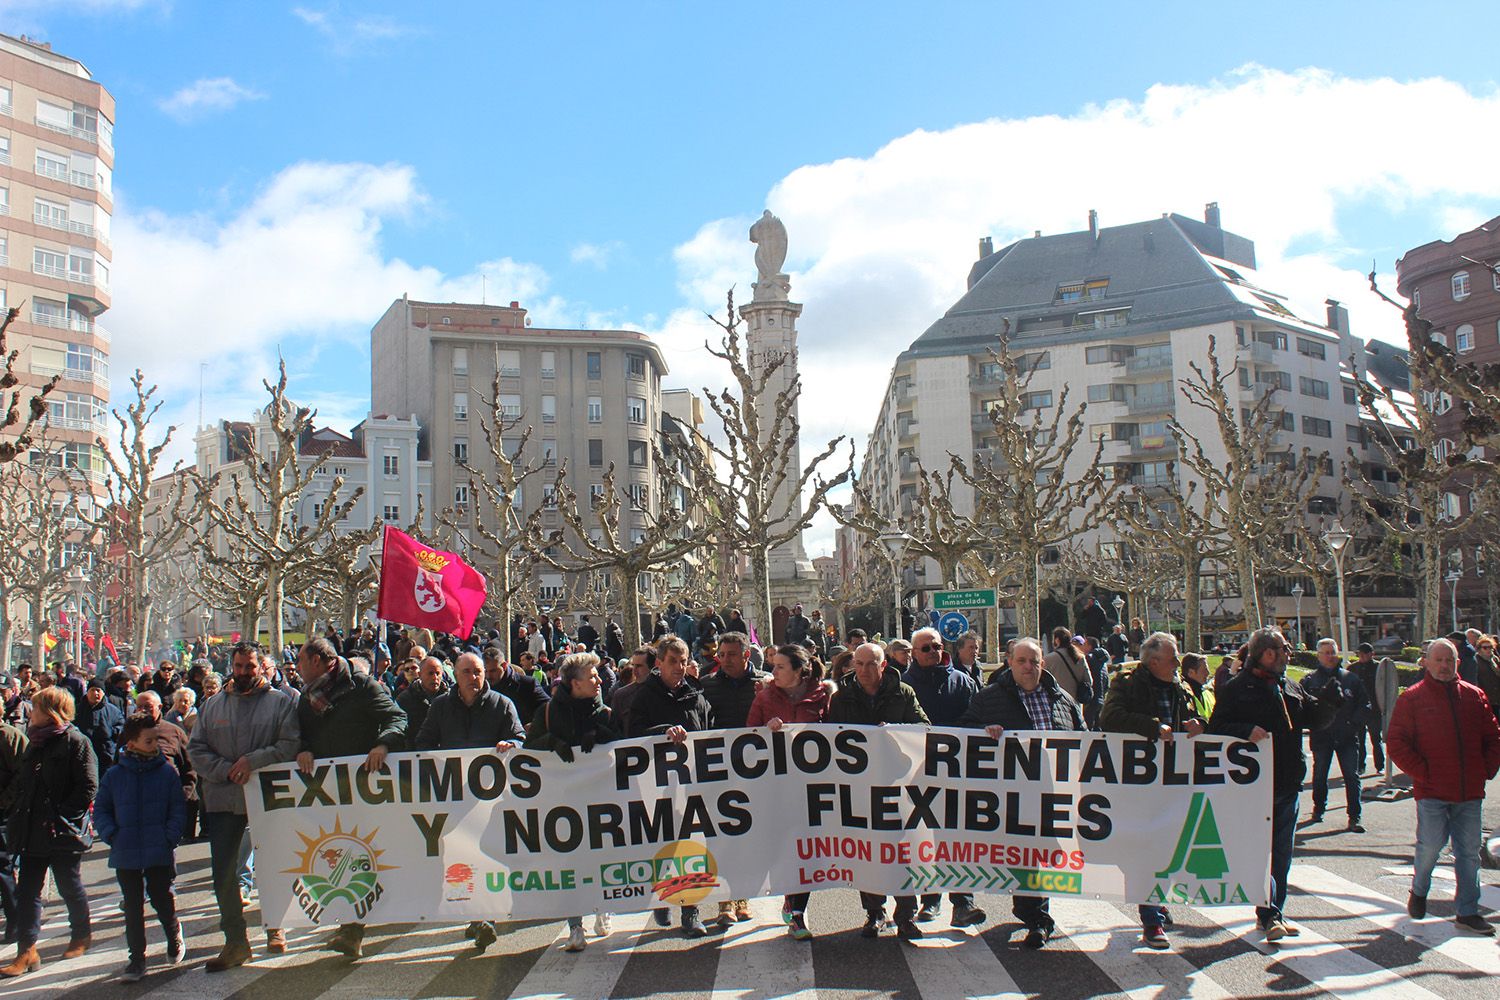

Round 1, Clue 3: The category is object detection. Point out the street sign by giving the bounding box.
[932,589,997,611]
[939,612,970,641]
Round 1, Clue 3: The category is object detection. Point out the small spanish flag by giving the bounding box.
[42,632,58,652]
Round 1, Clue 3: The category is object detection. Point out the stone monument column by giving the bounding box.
[742,210,817,589]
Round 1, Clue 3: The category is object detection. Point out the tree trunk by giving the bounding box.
[29,589,47,667]
[240,597,259,646]
[749,543,772,646]
[1234,548,1260,630]
[132,561,153,676]
[266,564,285,655]
[0,598,11,677]
[617,565,642,652]
[1183,558,1202,652]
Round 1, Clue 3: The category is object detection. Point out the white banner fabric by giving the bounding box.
[244,727,1271,928]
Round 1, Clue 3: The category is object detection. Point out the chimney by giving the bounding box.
[1144,231,1155,253]
[1034,230,1041,239]
[978,236,993,260]
[1088,209,1099,242]
[1204,202,1221,228]
[1325,299,1350,336]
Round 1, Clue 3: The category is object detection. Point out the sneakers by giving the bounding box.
[1160,908,1174,929]
[167,929,186,963]
[472,922,498,954]
[951,904,987,928]
[265,928,285,954]
[205,938,251,973]
[1142,924,1170,950]
[1022,924,1052,950]
[734,900,752,922]
[1407,892,1427,919]
[1455,914,1496,936]
[788,913,812,941]
[564,926,588,952]
[1347,821,1366,833]
[1264,919,1289,943]
[681,908,708,939]
[861,912,887,938]
[895,919,924,941]
[717,901,736,927]
[119,959,147,983]
[593,912,612,937]
[916,902,940,923]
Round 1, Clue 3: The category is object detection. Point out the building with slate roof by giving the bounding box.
[856,204,1418,644]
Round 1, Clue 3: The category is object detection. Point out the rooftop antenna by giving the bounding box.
[482,274,487,305]
[199,362,207,430]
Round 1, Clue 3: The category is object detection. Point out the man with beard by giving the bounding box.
[188,642,299,970]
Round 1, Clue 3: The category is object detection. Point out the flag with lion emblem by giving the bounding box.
[376,526,488,637]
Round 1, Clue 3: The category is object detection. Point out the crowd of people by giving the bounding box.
[0,605,1497,982]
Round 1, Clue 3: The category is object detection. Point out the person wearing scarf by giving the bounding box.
[1,687,98,978]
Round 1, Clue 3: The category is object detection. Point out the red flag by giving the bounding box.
[101,633,118,659]
[377,526,487,638]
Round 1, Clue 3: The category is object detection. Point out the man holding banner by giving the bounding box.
[959,636,1085,949]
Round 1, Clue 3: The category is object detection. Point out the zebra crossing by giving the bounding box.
[6,846,1497,999]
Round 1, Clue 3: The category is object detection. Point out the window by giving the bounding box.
[1087,383,1124,403]
[1346,424,1365,445]
[452,347,468,375]
[383,453,400,476]
[540,351,556,378]
[541,395,556,423]
[34,245,66,278]
[587,396,602,423]
[1307,497,1339,515]
[627,483,649,510]
[1088,423,1113,441]
[1238,367,1252,388]
[1452,271,1471,301]
[627,353,647,379]
[586,352,602,379]
[453,484,469,508]
[452,392,468,421]
[627,396,646,424]
[1441,492,1462,521]
[34,197,67,229]
[35,148,68,181]
[1344,385,1358,405]
[312,502,324,520]
[1255,330,1288,350]
[499,393,521,419]
[510,486,523,510]
[1085,346,1127,364]
[1299,376,1329,399]
[589,483,606,507]
[383,504,401,523]
[542,483,558,509]
[1456,324,1475,353]
[332,465,349,477]
[628,440,647,467]
[1303,416,1332,437]
[1296,338,1327,360]
[1257,369,1291,391]
[452,439,467,463]
[588,439,603,467]
[1235,325,1247,346]
[1055,278,1109,302]
[1431,330,1448,348]
[976,361,1003,380]
[498,350,520,377]
[1020,390,1053,410]
[1434,438,1455,462]
[1422,390,1453,415]
[1017,352,1051,373]
[1089,309,1130,329]
[0,86,9,112]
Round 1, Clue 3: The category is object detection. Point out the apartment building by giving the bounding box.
[863,205,1415,639]
[0,33,114,477]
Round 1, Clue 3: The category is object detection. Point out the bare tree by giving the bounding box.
[837,463,988,590]
[684,292,853,636]
[0,439,89,668]
[0,307,60,465]
[952,333,1120,635]
[199,363,361,654]
[1171,337,1324,627]
[83,371,200,667]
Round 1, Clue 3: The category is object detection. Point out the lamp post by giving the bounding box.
[1111,594,1124,629]
[1290,582,1304,650]
[1323,522,1351,656]
[877,530,910,641]
[67,565,88,670]
[1446,569,1461,633]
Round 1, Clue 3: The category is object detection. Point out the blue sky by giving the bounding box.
[8,1,1500,553]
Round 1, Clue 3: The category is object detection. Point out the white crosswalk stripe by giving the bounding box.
[9,863,1496,999]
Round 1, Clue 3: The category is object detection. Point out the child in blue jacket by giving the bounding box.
[94,711,186,982]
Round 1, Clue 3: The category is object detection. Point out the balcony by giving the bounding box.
[1238,341,1279,366]
[33,211,106,244]
[1125,354,1172,375]
[30,363,108,390]
[0,151,8,166]
[35,116,103,149]
[971,411,995,431]
[1126,395,1174,416]
[0,103,10,117]
[1122,434,1178,459]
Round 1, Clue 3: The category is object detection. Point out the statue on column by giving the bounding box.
[750,210,788,281]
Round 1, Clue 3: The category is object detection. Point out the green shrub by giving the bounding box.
[1401,646,1423,663]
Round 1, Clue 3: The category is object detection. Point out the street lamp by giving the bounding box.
[1111,594,1125,627]
[877,530,910,640]
[1446,569,1462,633]
[1290,582,1304,650]
[66,565,88,670]
[1323,522,1351,655]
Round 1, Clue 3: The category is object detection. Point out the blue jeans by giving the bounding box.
[1311,741,1362,822]
[1257,791,1299,927]
[1413,798,1483,917]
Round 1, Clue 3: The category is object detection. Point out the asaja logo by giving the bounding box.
[286,818,398,924]
[1147,791,1249,906]
[649,841,720,906]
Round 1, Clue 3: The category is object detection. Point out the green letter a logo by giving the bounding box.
[1155,792,1230,881]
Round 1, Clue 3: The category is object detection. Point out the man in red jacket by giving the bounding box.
[1387,638,1500,936]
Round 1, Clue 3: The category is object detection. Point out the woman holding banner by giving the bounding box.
[524,652,621,952]
[747,644,832,941]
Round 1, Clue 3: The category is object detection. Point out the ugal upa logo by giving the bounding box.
[286,818,398,923]
[1146,791,1250,905]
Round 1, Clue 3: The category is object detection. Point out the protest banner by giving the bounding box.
[245,727,1270,928]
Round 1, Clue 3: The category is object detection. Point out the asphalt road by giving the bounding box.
[5,769,1499,999]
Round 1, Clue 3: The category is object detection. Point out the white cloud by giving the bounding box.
[569,241,625,269]
[659,65,1500,555]
[292,4,412,53]
[158,77,265,122]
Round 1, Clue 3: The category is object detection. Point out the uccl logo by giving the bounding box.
[647,841,720,906]
[1146,791,1249,905]
[285,818,397,924]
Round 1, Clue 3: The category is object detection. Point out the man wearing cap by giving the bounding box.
[76,681,124,772]
[885,638,912,672]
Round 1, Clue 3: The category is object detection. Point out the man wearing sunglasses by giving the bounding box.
[900,627,984,929]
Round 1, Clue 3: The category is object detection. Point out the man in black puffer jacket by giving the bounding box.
[624,636,714,937]
[700,634,765,730]
[958,638,1084,949]
[295,637,406,959]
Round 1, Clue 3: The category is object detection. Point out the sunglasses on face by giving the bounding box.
[916,644,941,653]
